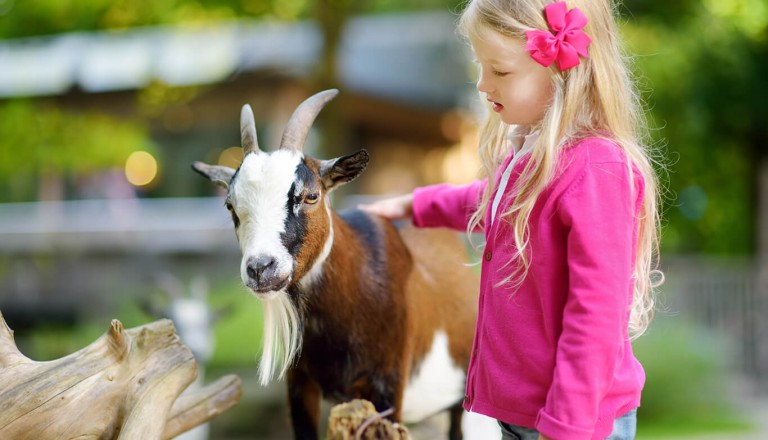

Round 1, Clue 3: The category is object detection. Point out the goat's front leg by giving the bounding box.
[448,401,464,440]
[287,367,322,440]
[352,371,402,422]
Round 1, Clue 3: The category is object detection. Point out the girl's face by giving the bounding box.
[471,27,553,126]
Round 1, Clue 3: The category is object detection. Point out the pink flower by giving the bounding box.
[525,1,592,71]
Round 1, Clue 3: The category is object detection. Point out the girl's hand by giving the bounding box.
[358,193,414,220]
[538,435,552,440]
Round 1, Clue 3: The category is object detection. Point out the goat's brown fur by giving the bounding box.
[285,209,477,438]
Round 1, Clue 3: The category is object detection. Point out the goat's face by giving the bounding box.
[224,148,368,298]
[192,90,368,299]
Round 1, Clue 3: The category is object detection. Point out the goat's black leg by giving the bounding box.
[448,402,464,440]
[352,372,401,421]
[287,368,322,440]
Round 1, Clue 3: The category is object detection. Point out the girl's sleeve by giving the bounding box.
[536,161,644,440]
[411,179,487,231]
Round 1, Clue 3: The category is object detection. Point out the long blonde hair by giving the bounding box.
[459,0,663,339]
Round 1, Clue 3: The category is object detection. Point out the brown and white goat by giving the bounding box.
[192,90,478,440]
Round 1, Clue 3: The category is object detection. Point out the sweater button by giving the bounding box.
[484,251,492,261]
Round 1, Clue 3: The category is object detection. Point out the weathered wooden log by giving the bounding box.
[0,309,241,440]
[327,399,411,440]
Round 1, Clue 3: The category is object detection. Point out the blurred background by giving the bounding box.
[0,0,766,438]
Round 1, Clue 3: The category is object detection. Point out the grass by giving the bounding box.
[633,316,754,437]
[205,280,264,368]
[637,420,753,438]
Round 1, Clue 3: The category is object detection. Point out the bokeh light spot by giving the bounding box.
[678,185,708,221]
[125,151,158,186]
[218,146,244,169]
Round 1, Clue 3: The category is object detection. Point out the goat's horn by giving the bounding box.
[241,104,260,154]
[280,89,339,152]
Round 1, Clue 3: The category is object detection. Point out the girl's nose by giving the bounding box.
[476,69,493,93]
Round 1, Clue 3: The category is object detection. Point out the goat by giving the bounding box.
[192,89,478,440]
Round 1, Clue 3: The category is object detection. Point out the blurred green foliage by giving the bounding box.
[0,100,155,202]
[17,278,264,368]
[0,0,766,254]
[621,0,768,255]
[0,0,466,37]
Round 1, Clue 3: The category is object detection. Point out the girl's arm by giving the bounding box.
[538,161,643,439]
[411,180,487,231]
[360,180,487,232]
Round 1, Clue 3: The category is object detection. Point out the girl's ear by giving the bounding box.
[319,150,370,191]
[191,161,236,189]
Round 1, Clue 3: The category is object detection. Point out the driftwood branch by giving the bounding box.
[0,309,241,440]
[162,373,242,439]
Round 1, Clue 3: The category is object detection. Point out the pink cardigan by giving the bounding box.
[412,137,645,440]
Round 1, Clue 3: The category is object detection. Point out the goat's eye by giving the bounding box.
[304,193,320,205]
[225,202,240,227]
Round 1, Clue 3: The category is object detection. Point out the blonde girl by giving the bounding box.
[362,0,661,439]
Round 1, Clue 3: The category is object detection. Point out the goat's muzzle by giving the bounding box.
[245,255,291,296]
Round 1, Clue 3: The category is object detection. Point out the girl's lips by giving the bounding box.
[487,97,504,113]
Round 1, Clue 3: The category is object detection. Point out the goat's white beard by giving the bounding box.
[258,291,301,386]
[256,195,334,386]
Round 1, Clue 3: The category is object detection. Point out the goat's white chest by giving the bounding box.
[400,331,466,423]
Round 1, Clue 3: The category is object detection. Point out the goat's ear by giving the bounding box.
[191,161,236,189]
[319,149,369,191]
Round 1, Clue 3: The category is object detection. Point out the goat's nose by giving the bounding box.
[247,256,276,281]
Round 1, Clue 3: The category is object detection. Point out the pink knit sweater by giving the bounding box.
[412,137,645,440]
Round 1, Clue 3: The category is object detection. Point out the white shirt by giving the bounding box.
[490,131,539,225]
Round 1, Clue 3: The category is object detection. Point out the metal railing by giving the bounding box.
[662,257,768,388]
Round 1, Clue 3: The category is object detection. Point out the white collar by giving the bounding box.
[491,131,539,225]
[508,129,539,154]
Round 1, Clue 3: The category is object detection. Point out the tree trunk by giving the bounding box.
[312,0,353,159]
[758,160,768,388]
[0,310,241,440]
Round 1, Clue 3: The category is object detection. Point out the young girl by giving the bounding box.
[361,1,661,439]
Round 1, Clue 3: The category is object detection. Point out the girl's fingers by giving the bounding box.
[358,194,413,220]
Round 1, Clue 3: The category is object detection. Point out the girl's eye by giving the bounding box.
[493,70,509,77]
[304,193,320,205]
[225,202,240,227]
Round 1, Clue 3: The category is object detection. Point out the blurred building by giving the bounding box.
[0,12,482,331]
[0,11,481,199]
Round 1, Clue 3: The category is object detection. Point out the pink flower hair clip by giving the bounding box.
[525,1,592,71]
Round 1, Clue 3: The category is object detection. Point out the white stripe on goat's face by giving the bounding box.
[227,149,333,299]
